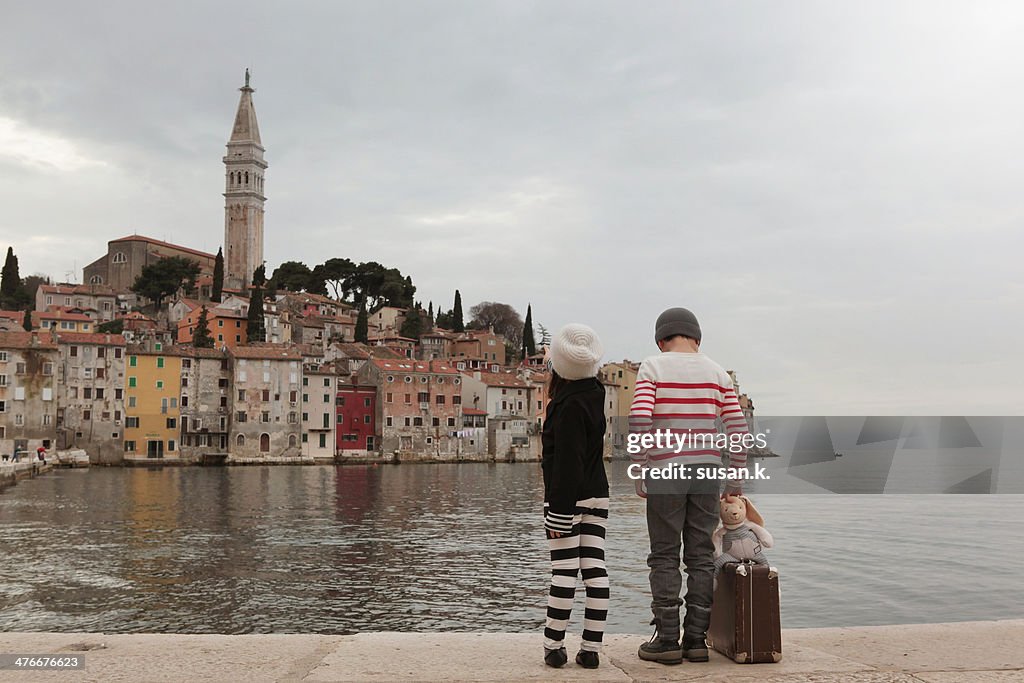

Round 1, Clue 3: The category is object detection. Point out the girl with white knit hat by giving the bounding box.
[541,323,609,670]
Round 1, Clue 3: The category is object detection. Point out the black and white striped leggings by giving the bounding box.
[544,497,609,653]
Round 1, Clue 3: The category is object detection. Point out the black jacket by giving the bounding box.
[541,377,609,532]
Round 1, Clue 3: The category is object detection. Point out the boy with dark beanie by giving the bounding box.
[630,307,748,664]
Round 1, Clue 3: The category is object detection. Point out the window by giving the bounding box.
[129,355,137,367]
[15,362,25,374]
[15,387,25,400]
[124,440,135,452]
[323,378,330,387]
[43,362,54,376]
[238,389,245,401]
[125,417,139,428]
[261,389,270,402]
[168,440,176,452]
[261,411,270,423]
[96,367,105,379]
[302,412,308,421]
[236,434,245,446]
[0,400,4,412]
[116,389,123,400]
[432,417,440,427]
[156,380,163,389]
[413,417,423,426]
[418,392,429,403]
[236,411,247,422]
[259,433,270,452]
[166,418,176,429]
[453,396,461,405]
[319,433,327,448]
[385,392,392,403]
[181,358,190,368]
[181,376,188,387]
[364,397,371,407]
[447,417,456,427]
[404,417,411,427]
[364,415,370,424]
[42,414,52,426]
[112,251,127,264]
[115,348,122,359]
[85,388,94,400]
[0,351,5,362]
[128,396,136,408]
[96,388,105,399]
[0,376,6,387]
[386,416,393,427]
[436,395,445,405]
[404,394,411,404]
[15,414,23,426]
[322,413,330,428]
[156,357,164,368]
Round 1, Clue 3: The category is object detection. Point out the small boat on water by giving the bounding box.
[55,449,91,468]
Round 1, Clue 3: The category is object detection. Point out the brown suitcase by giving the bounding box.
[707,562,782,663]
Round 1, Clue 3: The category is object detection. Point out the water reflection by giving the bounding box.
[0,465,1021,633]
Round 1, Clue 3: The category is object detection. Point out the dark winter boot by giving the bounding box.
[682,604,712,662]
[637,619,683,664]
[575,650,599,669]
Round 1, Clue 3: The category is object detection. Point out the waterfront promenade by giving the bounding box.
[1,620,1022,682]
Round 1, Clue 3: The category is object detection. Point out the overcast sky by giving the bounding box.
[1,2,1021,414]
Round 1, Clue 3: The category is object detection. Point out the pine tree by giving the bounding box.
[522,304,536,358]
[193,306,214,348]
[400,306,424,339]
[1,246,21,307]
[355,297,369,343]
[246,265,267,343]
[212,248,224,302]
[452,290,464,332]
[22,309,32,331]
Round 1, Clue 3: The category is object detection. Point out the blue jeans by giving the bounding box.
[646,486,719,642]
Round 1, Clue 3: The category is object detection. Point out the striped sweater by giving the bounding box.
[627,352,748,470]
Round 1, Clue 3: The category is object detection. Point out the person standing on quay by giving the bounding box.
[541,323,609,670]
[630,307,748,665]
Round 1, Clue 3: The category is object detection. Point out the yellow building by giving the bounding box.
[599,361,639,417]
[123,344,181,459]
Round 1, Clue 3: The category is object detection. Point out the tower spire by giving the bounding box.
[223,70,267,293]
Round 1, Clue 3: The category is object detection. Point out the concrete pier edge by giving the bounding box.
[1,619,1022,682]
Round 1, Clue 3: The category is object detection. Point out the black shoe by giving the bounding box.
[682,637,709,662]
[575,650,599,669]
[544,646,567,668]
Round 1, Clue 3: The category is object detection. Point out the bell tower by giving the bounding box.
[223,68,266,292]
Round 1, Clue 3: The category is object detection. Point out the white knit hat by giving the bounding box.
[550,323,604,380]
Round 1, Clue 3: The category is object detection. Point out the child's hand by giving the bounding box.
[546,529,564,539]
[635,478,647,499]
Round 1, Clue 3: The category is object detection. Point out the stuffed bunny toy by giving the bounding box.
[713,494,773,575]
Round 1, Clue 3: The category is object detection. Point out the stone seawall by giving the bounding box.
[1,620,1022,682]
[0,459,53,492]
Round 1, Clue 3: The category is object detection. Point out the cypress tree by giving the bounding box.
[452,289,464,332]
[246,265,266,343]
[22,309,32,331]
[193,306,214,348]
[212,248,224,302]
[1,246,21,307]
[522,304,536,357]
[355,297,369,343]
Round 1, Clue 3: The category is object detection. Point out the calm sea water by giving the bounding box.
[0,464,1021,634]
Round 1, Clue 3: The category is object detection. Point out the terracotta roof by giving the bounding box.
[367,346,404,360]
[122,311,154,321]
[39,283,116,297]
[331,342,371,360]
[229,343,303,360]
[461,407,489,416]
[56,332,126,346]
[370,359,459,375]
[0,331,59,349]
[0,309,24,321]
[472,371,530,388]
[111,235,216,260]
[33,310,93,323]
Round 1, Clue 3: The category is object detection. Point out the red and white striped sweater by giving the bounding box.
[628,352,748,470]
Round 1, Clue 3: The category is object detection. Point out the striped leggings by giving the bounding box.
[544,497,609,653]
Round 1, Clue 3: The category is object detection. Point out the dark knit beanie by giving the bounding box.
[655,307,702,344]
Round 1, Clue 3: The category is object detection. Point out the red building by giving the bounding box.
[336,377,377,453]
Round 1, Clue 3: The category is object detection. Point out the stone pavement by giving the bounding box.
[1,619,1022,682]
